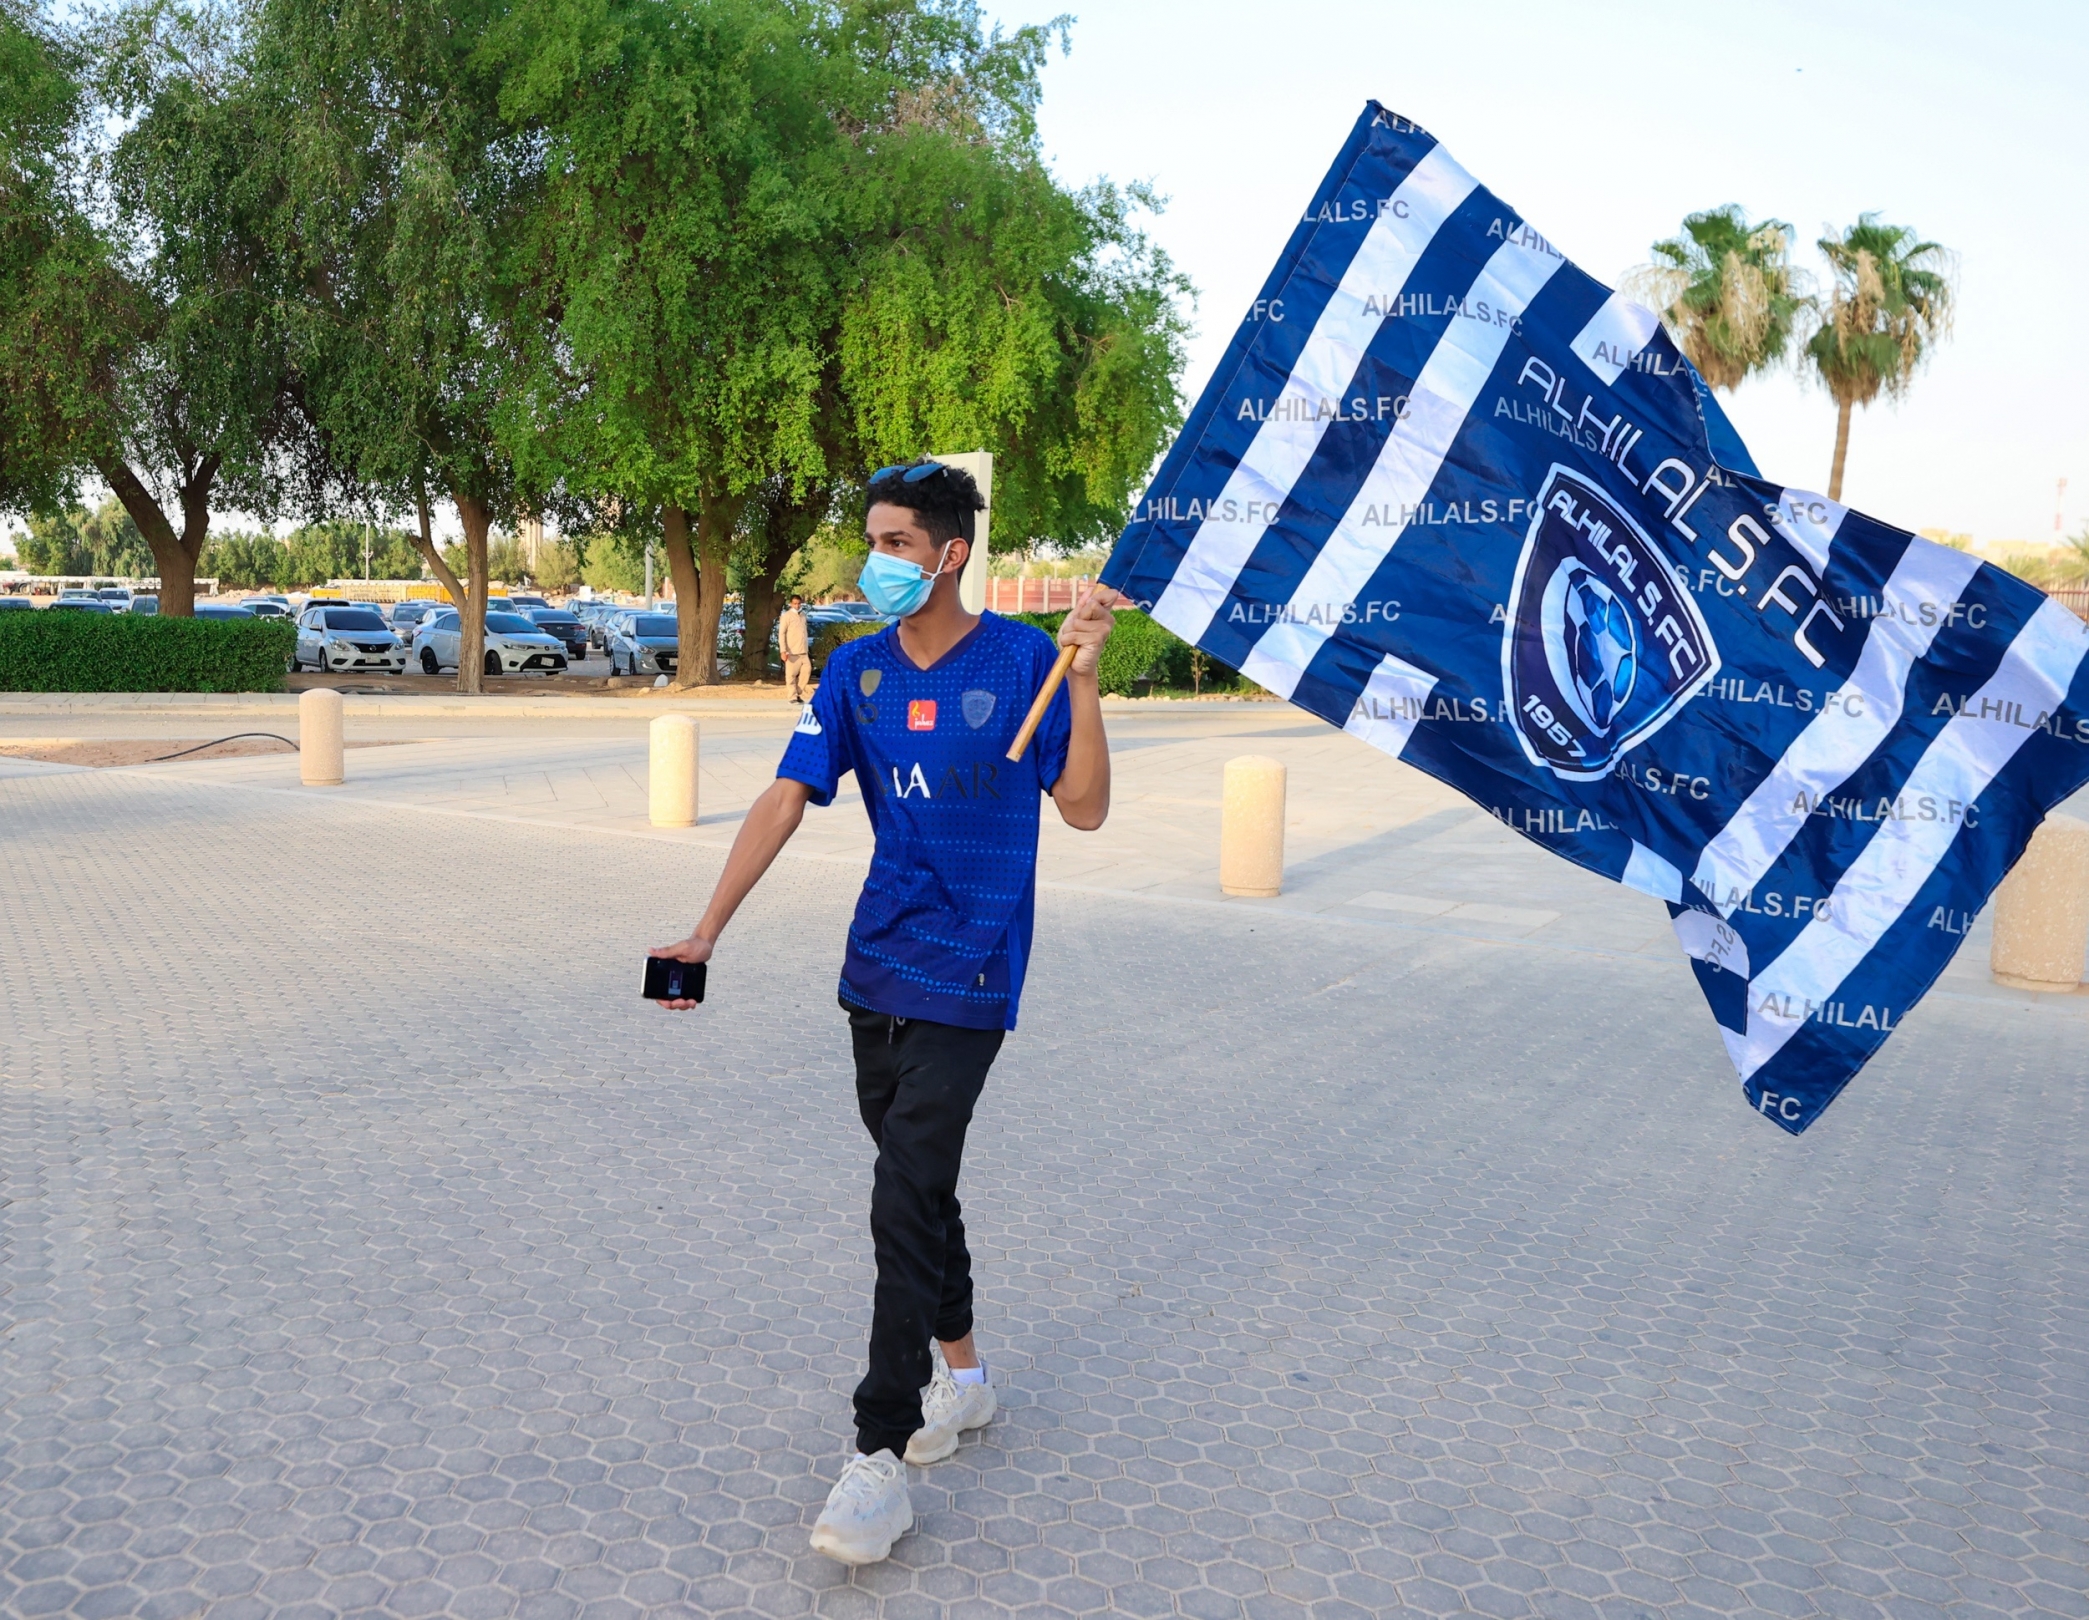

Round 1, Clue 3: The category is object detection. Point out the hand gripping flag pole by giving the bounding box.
[1006,584,1100,763]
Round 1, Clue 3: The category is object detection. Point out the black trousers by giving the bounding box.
[843,998,1004,1458]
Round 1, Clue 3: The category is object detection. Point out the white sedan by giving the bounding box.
[294,605,408,674]
[412,610,569,677]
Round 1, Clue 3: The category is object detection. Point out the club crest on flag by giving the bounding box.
[1502,467,1718,781]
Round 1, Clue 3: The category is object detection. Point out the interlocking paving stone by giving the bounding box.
[3,760,2088,1618]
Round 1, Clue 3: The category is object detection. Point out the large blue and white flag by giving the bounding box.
[1101,103,2089,1134]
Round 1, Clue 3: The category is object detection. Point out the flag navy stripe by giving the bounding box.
[1239,232,1567,697]
[1733,597,2089,1079]
[1692,543,1984,910]
[1151,143,1478,647]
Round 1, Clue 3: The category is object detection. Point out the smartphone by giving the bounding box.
[643,955,706,1003]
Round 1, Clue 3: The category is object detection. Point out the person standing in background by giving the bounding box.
[780,595,812,702]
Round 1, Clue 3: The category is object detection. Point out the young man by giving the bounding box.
[650,459,1118,1565]
[779,594,812,702]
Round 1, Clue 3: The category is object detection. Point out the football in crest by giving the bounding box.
[1545,561,1637,736]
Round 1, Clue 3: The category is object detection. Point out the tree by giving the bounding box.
[493,0,839,687]
[829,9,1189,554]
[1805,214,1955,501]
[17,496,153,576]
[1627,204,1806,392]
[53,2,303,614]
[736,476,833,676]
[0,4,132,521]
[253,0,538,690]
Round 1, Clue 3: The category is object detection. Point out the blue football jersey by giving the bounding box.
[777,613,1075,1030]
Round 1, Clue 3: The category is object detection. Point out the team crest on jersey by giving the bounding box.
[962,689,996,729]
[859,667,882,696]
[908,699,938,731]
[1502,466,1718,781]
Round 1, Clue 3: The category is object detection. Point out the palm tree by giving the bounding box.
[1805,215,1956,500]
[1626,205,1806,391]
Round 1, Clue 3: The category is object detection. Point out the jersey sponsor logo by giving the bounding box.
[908,699,938,731]
[793,704,821,735]
[962,689,996,729]
[1502,465,1717,781]
[874,760,1002,800]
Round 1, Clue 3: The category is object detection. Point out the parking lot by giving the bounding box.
[5,699,2089,1619]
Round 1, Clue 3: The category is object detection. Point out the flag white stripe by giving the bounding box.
[1692,540,1985,911]
[1767,487,1847,575]
[1730,597,2089,1080]
[1240,236,1568,698]
[1570,294,1660,386]
[1149,145,1480,648]
[1341,651,1439,759]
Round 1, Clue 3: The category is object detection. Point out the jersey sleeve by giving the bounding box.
[776,661,849,804]
[1032,641,1076,793]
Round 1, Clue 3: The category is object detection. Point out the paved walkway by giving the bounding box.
[4,703,2088,1619]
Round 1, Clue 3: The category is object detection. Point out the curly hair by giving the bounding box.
[864,460,986,547]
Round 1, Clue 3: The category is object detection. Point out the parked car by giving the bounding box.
[575,601,621,651]
[294,605,407,674]
[508,593,551,611]
[96,586,135,610]
[608,613,681,678]
[244,595,293,619]
[391,601,442,639]
[131,595,158,615]
[56,587,99,603]
[412,609,568,676]
[47,598,115,613]
[525,607,589,661]
[0,597,34,612]
[194,603,257,620]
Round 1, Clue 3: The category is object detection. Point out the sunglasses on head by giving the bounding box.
[869,461,948,485]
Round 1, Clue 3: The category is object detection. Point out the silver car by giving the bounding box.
[294,605,407,674]
[608,613,681,678]
[412,610,569,677]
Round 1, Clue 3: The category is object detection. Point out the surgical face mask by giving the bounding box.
[858,541,955,618]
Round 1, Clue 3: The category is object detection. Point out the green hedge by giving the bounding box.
[0,610,297,692]
[810,618,883,673]
[1009,607,1244,696]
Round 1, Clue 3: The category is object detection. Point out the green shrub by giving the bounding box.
[0,611,297,692]
[1008,607,1232,696]
[811,617,882,672]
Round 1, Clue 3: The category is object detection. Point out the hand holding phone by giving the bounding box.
[646,937,710,1008]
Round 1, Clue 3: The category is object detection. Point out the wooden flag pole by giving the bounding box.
[1006,583,1099,763]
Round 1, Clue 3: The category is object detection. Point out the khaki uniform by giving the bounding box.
[779,606,813,701]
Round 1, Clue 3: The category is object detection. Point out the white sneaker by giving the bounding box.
[809,1449,913,1565]
[906,1354,996,1465]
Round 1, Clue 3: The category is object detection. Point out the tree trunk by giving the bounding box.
[678,491,743,688]
[410,491,468,605]
[662,505,702,686]
[97,457,202,616]
[738,489,821,680]
[452,491,493,695]
[1827,397,1853,503]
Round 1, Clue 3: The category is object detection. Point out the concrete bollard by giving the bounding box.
[649,714,700,827]
[1991,812,2089,990]
[1220,754,1286,898]
[299,688,344,786]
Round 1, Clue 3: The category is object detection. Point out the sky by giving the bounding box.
[1014,0,2089,546]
